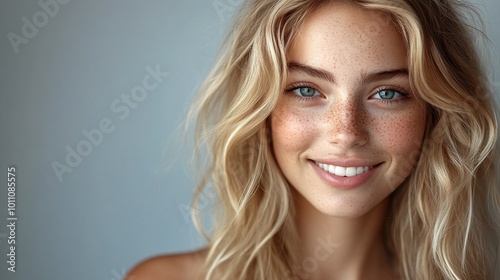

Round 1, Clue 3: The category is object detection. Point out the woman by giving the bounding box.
[129,0,499,279]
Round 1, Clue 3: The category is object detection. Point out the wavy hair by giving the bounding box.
[187,0,500,279]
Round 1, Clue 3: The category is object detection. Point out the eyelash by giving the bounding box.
[285,82,323,102]
[372,86,410,105]
[284,83,410,104]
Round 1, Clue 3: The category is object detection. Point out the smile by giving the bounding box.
[315,162,373,177]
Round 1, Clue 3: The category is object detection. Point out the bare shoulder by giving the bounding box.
[126,248,207,280]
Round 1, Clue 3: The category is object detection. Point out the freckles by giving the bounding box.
[326,101,370,137]
[370,108,426,153]
[271,104,316,151]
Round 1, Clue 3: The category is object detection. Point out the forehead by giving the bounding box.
[288,2,408,73]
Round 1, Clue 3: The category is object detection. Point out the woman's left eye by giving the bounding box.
[372,89,405,100]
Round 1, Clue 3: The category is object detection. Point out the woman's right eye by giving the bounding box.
[291,87,320,97]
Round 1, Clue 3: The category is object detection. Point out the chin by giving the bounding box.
[296,187,392,219]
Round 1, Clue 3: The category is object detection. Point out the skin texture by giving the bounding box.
[127,2,428,280]
[270,2,427,279]
[271,4,426,218]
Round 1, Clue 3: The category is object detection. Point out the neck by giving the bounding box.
[291,195,396,280]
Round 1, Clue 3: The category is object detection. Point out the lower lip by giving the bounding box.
[309,160,379,190]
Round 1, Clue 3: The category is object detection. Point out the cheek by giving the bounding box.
[372,107,427,160]
[270,105,317,157]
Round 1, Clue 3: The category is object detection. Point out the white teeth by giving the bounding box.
[345,167,357,177]
[335,166,346,176]
[316,162,373,177]
[328,165,335,173]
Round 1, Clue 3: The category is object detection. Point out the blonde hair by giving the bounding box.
[187,0,500,279]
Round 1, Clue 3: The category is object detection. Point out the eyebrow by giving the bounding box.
[288,62,336,83]
[287,62,408,84]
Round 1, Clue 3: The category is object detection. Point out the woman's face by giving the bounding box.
[271,3,427,218]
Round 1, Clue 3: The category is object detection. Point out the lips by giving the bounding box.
[315,162,373,177]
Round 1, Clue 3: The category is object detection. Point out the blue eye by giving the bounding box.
[373,89,403,100]
[291,87,320,97]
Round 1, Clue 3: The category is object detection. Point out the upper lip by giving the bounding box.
[311,158,382,167]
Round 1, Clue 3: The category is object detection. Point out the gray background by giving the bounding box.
[0,0,498,279]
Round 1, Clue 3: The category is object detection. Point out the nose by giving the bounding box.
[327,98,368,148]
